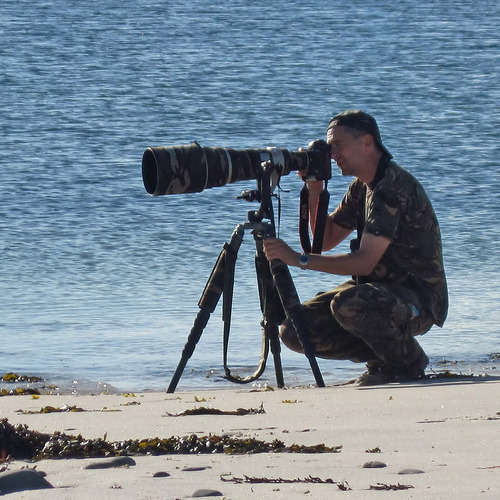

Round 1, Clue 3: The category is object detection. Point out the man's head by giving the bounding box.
[327,110,392,159]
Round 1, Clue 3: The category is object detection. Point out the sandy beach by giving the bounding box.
[1,376,500,499]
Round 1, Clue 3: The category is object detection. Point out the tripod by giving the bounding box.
[167,160,325,393]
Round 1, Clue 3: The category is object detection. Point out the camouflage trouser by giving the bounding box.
[280,280,434,374]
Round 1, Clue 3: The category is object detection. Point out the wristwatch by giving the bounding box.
[299,253,310,268]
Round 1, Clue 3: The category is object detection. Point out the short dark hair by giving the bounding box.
[328,110,392,158]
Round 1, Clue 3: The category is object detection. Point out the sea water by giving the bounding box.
[1,0,499,393]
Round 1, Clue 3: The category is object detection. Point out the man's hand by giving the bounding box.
[298,170,324,194]
[263,238,300,266]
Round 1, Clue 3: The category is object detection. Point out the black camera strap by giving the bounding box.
[299,185,311,253]
[299,182,330,255]
[221,238,268,385]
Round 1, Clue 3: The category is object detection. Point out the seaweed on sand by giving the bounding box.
[0,419,342,461]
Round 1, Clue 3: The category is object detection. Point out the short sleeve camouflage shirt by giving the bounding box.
[331,157,448,326]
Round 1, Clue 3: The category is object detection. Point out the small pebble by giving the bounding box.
[0,469,53,494]
[398,468,424,475]
[362,460,387,468]
[84,456,136,469]
[192,489,224,497]
[153,471,171,478]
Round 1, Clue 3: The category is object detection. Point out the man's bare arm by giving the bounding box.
[263,232,390,277]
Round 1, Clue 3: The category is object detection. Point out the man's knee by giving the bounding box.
[279,320,306,354]
[330,283,420,334]
[329,286,370,332]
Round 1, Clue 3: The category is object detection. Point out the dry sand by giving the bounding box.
[1,377,500,499]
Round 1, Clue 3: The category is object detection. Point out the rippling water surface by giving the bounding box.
[1,0,499,392]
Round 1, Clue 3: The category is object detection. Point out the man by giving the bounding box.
[263,110,448,385]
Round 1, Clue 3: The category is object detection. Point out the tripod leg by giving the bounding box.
[166,246,228,393]
[270,259,325,388]
[167,308,211,393]
[265,319,284,388]
[167,225,247,392]
[255,238,285,388]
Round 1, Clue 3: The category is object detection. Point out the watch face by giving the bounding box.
[299,254,309,266]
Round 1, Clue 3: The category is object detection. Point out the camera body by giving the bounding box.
[301,139,332,183]
[142,140,331,196]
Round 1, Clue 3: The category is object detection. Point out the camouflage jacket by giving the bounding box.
[331,157,448,327]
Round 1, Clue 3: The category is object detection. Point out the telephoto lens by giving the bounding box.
[142,140,330,196]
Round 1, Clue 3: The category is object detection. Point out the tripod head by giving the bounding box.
[235,156,284,239]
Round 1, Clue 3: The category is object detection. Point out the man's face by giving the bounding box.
[326,125,366,177]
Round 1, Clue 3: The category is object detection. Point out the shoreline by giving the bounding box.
[1,377,500,498]
[2,355,499,396]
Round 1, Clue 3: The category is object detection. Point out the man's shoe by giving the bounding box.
[356,360,427,387]
[394,368,427,383]
[356,369,395,386]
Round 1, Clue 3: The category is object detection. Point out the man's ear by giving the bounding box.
[363,133,375,149]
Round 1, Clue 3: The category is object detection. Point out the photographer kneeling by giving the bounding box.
[263,110,448,386]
